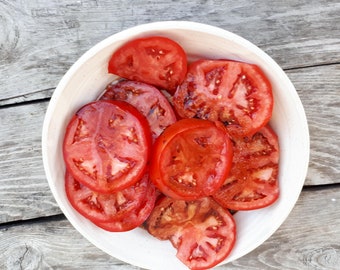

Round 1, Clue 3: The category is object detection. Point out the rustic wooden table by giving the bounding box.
[1,0,339,269]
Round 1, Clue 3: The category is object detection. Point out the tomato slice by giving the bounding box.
[150,118,233,200]
[65,171,151,223]
[213,125,280,210]
[173,59,273,138]
[100,80,177,140]
[108,36,187,94]
[146,196,236,270]
[95,178,157,232]
[63,100,151,193]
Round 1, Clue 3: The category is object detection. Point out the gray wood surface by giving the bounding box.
[1,0,340,105]
[1,0,340,269]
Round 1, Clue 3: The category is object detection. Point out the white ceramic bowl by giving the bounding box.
[42,21,309,269]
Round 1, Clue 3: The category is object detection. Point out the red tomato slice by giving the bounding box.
[100,80,177,140]
[108,36,187,94]
[95,178,157,232]
[63,100,151,193]
[150,118,233,200]
[146,196,236,270]
[173,59,273,138]
[65,171,151,223]
[213,125,280,210]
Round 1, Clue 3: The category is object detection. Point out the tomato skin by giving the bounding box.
[213,125,280,210]
[100,80,177,140]
[108,36,187,94]
[173,59,273,138]
[146,196,236,270]
[150,118,233,200]
[63,100,151,194]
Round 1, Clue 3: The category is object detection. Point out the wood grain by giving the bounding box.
[1,187,339,270]
[0,101,61,224]
[224,187,340,270]
[1,0,340,105]
[286,64,340,186]
[0,216,134,270]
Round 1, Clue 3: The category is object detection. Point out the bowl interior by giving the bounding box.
[42,21,309,269]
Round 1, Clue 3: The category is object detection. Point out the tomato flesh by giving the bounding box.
[146,196,236,270]
[173,59,273,138]
[63,100,151,193]
[65,171,151,223]
[100,80,177,140]
[213,125,280,210]
[95,178,157,232]
[108,36,187,94]
[150,118,233,200]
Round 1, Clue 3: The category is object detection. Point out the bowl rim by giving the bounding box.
[42,20,310,269]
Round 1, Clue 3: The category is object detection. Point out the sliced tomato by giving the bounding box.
[146,196,236,270]
[95,178,157,232]
[213,125,280,210]
[150,118,233,200]
[108,36,187,94]
[100,80,177,140]
[63,100,151,193]
[65,171,151,223]
[173,59,273,138]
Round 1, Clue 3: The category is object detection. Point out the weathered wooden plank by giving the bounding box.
[1,187,339,269]
[1,0,339,104]
[0,63,339,223]
[286,64,340,186]
[0,216,137,270]
[225,186,340,270]
[0,89,54,106]
[0,101,61,224]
